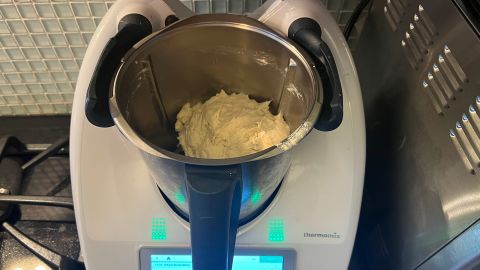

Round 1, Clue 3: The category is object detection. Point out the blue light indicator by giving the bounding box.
[269,219,285,242]
[151,218,167,241]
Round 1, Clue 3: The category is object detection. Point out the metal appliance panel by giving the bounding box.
[417,220,480,270]
[354,0,480,269]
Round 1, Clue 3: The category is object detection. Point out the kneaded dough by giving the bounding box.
[175,90,290,159]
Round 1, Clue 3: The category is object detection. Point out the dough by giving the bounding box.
[175,90,290,159]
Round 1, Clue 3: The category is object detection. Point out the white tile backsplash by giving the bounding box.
[18,94,34,103]
[77,18,95,31]
[26,104,41,114]
[59,18,78,32]
[32,34,50,46]
[1,35,17,47]
[29,60,46,71]
[5,73,21,83]
[42,19,62,32]
[38,103,54,114]
[0,49,7,60]
[7,20,28,33]
[22,47,41,59]
[16,34,34,46]
[20,73,36,83]
[0,21,9,33]
[71,3,91,17]
[25,20,45,32]
[65,32,84,45]
[29,85,44,93]
[60,59,77,70]
[13,84,28,94]
[56,82,73,92]
[33,94,48,102]
[0,5,20,19]
[0,62,15,72]
[0,0,366,116]
[48,33,67,45]
[17,4,37,18]
[70,46,85,58]
[5,48,23,59]
[35,4,56,18]
[89,3,107,17]
[0,84,14,94]
[53,3,74,18]
[39,47,57,58]
[4,95,19,104]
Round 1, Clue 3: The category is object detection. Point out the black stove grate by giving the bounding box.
[0,135,83,270]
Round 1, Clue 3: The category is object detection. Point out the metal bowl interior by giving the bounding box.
[110,14,321,165]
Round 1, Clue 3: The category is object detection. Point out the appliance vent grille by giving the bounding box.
[400,4,437,69]
[422,45,467,115]
[383,0,406,31]
[450,97,480,174]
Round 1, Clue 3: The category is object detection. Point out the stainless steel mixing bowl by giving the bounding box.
[109,14,322,270]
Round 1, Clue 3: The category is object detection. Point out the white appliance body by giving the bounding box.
[70,0,366,269]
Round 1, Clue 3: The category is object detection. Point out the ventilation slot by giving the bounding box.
[450,98,480,174]
[417,5,437,36]
[421,45,468,115]
[413,13,433,46]
[402,4,438,69]
[432,64,454,99]
[444,45,468,83]
[384,0,405,31]
[450,130,475,174]
[423,81,442,114]
[405,32,423,62]
[402,40,419,69]
[409,23,428,54]
[438,55,461,92]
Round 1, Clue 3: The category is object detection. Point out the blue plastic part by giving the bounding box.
[185,164,243,270]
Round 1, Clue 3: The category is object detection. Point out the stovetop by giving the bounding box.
[0,116,82,270]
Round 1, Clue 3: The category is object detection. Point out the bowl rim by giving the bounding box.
[109,14,322,165]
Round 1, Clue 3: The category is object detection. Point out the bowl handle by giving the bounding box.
[289,17,344,131]
[185,164,243,270]
[85,14,152,128]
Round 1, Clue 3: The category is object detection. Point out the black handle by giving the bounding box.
[288,17,343,131]
[85,14,152,127]
[186,164,243,270]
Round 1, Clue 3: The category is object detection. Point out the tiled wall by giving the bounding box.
[0,0,367,116]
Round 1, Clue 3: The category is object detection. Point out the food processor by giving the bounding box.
[70,0,366,269]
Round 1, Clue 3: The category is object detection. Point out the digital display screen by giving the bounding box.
[150,255,284,270]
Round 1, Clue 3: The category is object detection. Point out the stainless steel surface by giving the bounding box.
[109,14,322,221]
[417,218,480,270]
[354,0,480,269]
